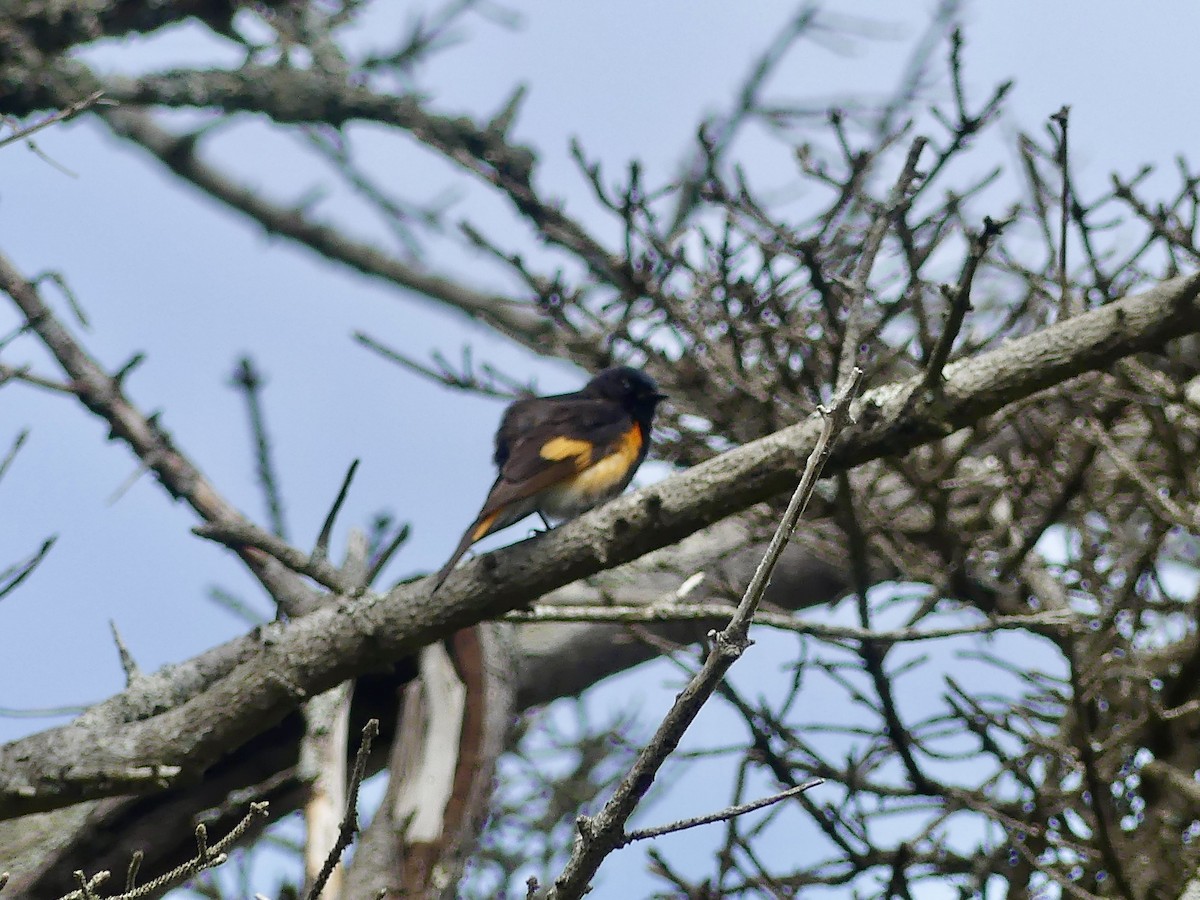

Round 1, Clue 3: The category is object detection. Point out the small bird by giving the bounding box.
[431,366,666,592]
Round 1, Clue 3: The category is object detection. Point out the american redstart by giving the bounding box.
[431,366,666,592]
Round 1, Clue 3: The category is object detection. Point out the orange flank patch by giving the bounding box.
[571,424,643,499]
[470,508,502,542]
[539,435,594,465]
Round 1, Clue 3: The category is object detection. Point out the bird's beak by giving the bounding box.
[653,392,669,402]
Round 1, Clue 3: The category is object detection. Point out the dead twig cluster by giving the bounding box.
[1,3,1199,899]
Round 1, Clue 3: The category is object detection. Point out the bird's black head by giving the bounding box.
[583,366,667,415]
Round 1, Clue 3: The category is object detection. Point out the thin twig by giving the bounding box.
[0,429,28,485]
[1085,419,1195,529]
[836,139,927,390]
[63,801,268,900]
[0,536,56,602]
[231,357,289,540]
[32,270,90,329]
[301,682,354,899]
[547,368,863,899]
[124,852,142,893]
[922,215,1007,394]
[192,520,358,596]
[312,459,360,564]
[622,780,823,845]
[353,331,521,399]
[667,4,821,236]
[103,109,553,352]
[109,621,140,686]
[0,91,109,150]
[304,719,379,900]
[503,604,1081,643]
[0,363,76,394]
[1063,642,1136,900]
[1050,106,1073,315]
[206,585,270,625]
[362,521,411,589]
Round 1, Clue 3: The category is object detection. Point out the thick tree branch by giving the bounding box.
[0,271,1197,820]
[0,516,847,897]
[0,60,637,310]
[100,109,556,350]
[4,1,292,53]
[106,67,629,285]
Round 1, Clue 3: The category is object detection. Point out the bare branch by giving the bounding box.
[0,536,56,602]
[1050,105,1074,315]
[304,720,378,900]
[623,780,823,845]
[836,138,927,389]
[547,369,862,898]
[504,603,1081,644]
[101,109,553,351]
[922,215,1007,394]
[312,460,361,566]
[0,90,109,150]
[108,621,140,687]
[230,357,289,541]
[2,273,1199,819]
[60,801,269,900]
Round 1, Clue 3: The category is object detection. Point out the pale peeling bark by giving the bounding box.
[300,683,352,899]
[341,626,517,900]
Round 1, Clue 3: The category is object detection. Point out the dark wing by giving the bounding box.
[481,399,634,516]
[493,385,590,468]
[494,395,545,468]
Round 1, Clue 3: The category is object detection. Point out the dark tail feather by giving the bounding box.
[430,527,476,593]
[430,507,503,593]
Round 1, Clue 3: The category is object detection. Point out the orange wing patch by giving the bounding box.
[570,424,643,498]
[539,436,594,468]
[469,508,502,542]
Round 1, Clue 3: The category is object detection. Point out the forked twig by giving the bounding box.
[312,459,361,564]
[922,215,1007,394]
[547,368,863,899]
[304,719,379,900]
[60,801,268,900]
[0,91,110,150]
[0,537,56,602]
[622,780,823,845]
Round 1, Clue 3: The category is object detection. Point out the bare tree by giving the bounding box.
[2,2,1200,898]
